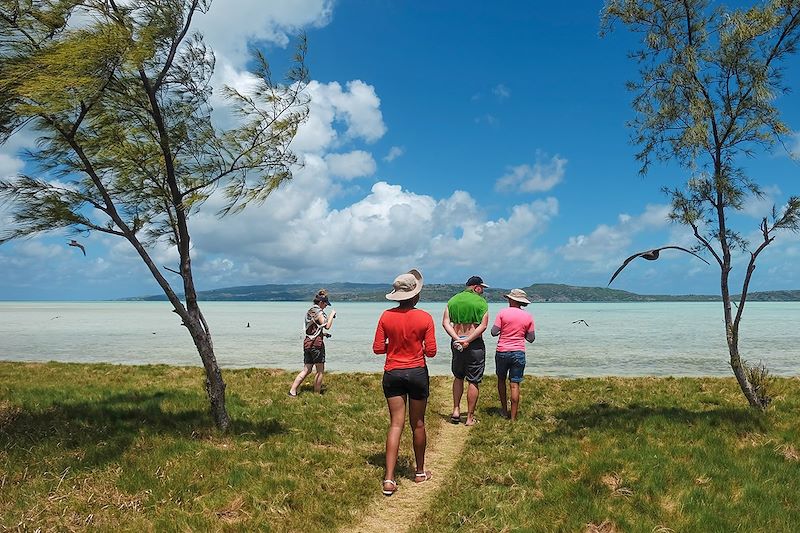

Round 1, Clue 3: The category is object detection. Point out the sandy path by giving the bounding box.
[344,379,469,533]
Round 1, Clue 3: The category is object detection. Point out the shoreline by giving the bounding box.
[2,360,800,380]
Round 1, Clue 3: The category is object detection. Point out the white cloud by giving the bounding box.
[0,153,24,179]
[493,83,511,100]
[196,0,334,68]
[496,153,567,193]
[291,80,387,153]
[383,146,405,162]
[790,131,800,159]
[325,150,376,179]
[178,171,559,287]
[559,204,671,267]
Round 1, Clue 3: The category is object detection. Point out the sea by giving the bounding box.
[1,301,798,377]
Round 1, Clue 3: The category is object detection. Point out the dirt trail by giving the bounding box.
[344,379,469,533]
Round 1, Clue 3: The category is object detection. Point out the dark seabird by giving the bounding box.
[608,246,709,286]
[572,319,589,327]
[67,239,86,256]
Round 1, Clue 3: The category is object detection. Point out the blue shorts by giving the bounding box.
[495,351,526,383]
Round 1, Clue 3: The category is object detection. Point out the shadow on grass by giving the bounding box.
[541,401,767,440]
[0,390,285,468]
[366,451,416,481]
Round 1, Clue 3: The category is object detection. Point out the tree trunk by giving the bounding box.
[185,314,231,431]
[721,271,764,410]
[727,337,764,410]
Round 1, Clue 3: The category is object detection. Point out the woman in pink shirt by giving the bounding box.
[372,269,437,496]
[490,288,535,421]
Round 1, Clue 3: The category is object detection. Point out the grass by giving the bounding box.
[1,363,799,532]
[412,376,800,532]
[0,362,444,531]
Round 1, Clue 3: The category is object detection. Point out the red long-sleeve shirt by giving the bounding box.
[372,307,437,371]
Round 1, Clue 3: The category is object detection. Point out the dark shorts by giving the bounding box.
[382,366,430,400]
[495,350,526,383]
[303,344,325,365]
[451,338,486,384]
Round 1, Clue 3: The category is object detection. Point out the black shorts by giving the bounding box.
[451,338,486,384]
[303,344,325,365]
[382,366,430,400]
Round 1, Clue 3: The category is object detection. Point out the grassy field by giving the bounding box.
[1,362,799,532]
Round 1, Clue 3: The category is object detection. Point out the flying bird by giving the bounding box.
[608,246,710,286]
[67,239,86,256]
[572,319,589,327]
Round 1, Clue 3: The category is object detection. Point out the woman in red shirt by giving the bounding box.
[372,268,437,496]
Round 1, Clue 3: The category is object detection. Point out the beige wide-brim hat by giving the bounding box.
[504,288,531,305]
[386,269,424,301]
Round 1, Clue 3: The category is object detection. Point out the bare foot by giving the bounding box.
[464,418,478,427]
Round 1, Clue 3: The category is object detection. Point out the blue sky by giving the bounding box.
[1,1,799,300]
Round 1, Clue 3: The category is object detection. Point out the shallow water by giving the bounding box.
[1,301,798,377]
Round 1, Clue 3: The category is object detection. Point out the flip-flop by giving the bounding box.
[287,391,298,398]
[449,415,461,424]
[414,471,433,483]
[382,479,397,496]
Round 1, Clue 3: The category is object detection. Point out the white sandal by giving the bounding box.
[382,479,397,496]
[414,471,432,483]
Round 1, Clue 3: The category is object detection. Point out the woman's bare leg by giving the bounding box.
[408,397,428,474]
[384,395,407,483]
[289,364,313,395]
[497,377,509,418]
[510,382,521,421]
[313,363,325,393]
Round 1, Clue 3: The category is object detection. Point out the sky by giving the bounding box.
[1,0,799,300]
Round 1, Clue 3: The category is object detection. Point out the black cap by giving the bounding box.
[465,275,488,288]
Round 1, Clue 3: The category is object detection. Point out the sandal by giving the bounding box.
[382,479,397,496]
[287,391,298,398]
[414,471,432,483]
[449,415,461,424]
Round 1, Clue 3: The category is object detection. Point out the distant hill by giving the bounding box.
[123,283,800,302]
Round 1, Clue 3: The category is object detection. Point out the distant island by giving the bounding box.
[124,283,800,303]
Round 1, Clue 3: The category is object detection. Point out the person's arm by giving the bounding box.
[459,311,489,347]
[441,306,459,341]
[321,309,335,329]
[423,315,437,357]
[490,313,501,337]
[372,316,387,354]
[525,317,535,343]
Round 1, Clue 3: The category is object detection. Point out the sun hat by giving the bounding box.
[465,275,488,288]
[386,269,424,301]
[504,288,530,305]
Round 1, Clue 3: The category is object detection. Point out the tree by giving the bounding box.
[602,0,800,409]
[0,0,309,430]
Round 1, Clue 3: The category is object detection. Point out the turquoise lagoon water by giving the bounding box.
[0,301,797,377]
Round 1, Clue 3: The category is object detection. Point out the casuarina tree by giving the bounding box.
[0,0,309,429]
[602,0,800,409]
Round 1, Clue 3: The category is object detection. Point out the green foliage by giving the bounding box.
[603,0,800,408]
[602,0,800,255]
[0,0,309,246]
[744,359,773,406]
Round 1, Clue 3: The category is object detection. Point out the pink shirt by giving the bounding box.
[493,307,535,352]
